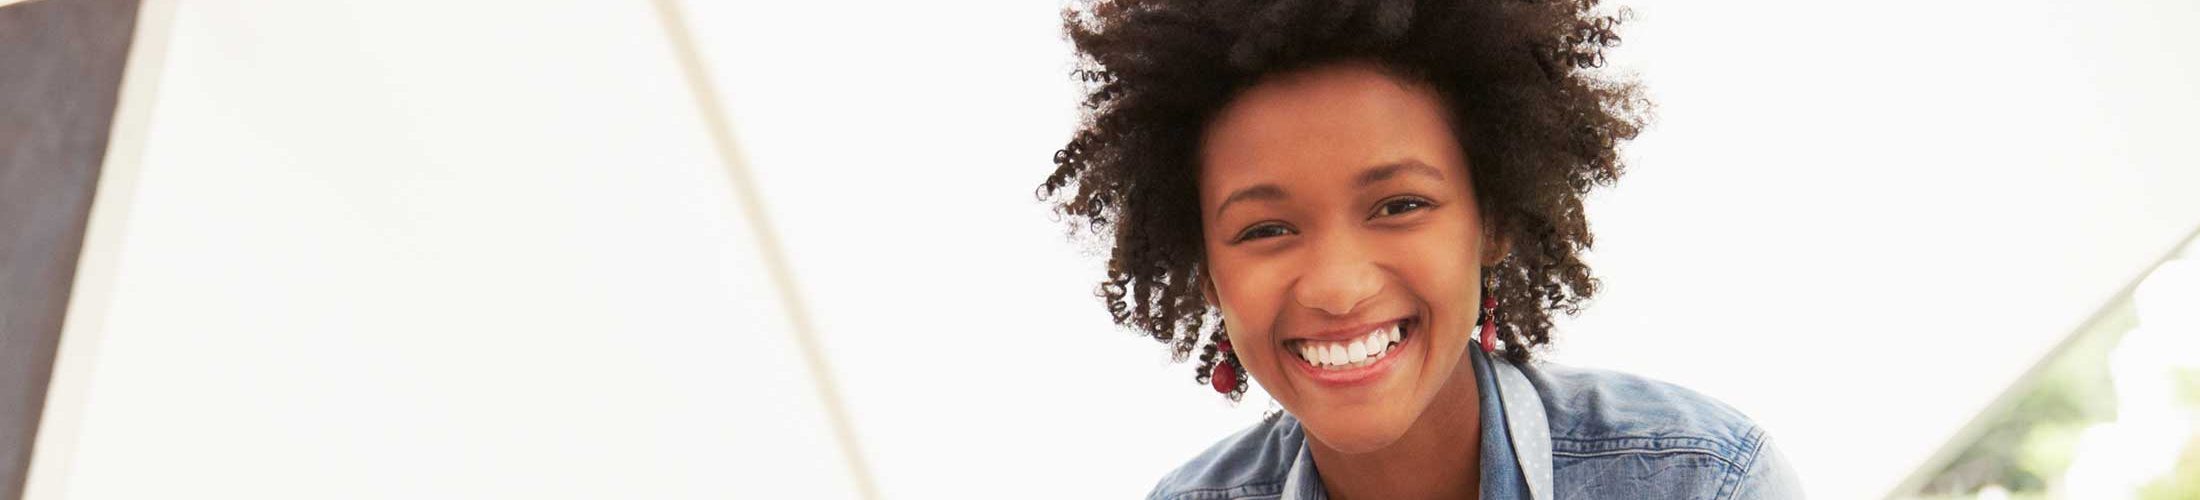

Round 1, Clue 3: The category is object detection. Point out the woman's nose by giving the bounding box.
[1293,235,1383,316]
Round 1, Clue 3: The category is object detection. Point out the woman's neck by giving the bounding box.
[1307,354,1483,500]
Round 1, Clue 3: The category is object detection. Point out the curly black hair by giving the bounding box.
[1038,0,1648,397]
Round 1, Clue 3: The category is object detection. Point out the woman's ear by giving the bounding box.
[1200,271,1220,307]
[1481,228,1511,267]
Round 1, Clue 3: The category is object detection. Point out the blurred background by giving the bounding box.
[2,0,2196,498]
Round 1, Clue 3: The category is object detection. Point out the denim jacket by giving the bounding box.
[1149,345,1803,499]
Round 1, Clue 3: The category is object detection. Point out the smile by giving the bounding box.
[1285,319,1411,371]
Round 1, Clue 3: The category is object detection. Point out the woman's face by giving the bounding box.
[1199,62,1495,453]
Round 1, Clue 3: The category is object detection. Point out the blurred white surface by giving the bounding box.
[1571,0,2200,496]
[31,0,2200,499]
[35,1,856,498]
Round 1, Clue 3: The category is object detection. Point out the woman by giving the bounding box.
[1038,0,1802,498]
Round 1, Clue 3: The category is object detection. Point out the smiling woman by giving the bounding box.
[1038,0,1801,499]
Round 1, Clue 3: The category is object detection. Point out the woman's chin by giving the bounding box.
[1299,411,1415,454]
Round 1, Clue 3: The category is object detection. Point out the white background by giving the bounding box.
[29,0,2200,498]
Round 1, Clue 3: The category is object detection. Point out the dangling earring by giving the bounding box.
[1203,319,1243,398]
[1478,276,1499,354]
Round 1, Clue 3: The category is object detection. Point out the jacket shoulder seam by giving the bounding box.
[1549,427,1763,471]
[1549,444,1746,471]
[1152,480,1285,500]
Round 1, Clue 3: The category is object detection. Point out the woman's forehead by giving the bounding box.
[1197,64,1466,201]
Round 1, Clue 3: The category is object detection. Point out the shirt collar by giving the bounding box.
[1476,344,1532,500]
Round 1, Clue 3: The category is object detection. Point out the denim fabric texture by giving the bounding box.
[1148,346,1803,499]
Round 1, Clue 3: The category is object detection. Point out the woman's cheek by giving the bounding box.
[1217,261,1288,361]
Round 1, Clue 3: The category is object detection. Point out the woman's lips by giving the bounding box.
[1285,319,1412,387]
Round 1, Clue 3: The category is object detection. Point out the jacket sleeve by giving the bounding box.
[1730,431,1805,499]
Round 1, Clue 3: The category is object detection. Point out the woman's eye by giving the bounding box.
[1374,197,1434,218]
[1234,223,1293,242]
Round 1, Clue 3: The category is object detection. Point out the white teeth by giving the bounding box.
[1292,321,1413,369]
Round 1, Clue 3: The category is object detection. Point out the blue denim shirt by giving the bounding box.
[1149,346,1803,499]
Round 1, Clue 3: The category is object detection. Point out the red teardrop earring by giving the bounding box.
[1202,319,1242,399]
[1478,281,1499,354]
[1210,340,1239,394]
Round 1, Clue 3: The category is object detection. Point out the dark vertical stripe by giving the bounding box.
[0,0,144,497]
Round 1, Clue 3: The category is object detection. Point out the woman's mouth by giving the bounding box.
[1289,321,1405,369]
[1282,319,1413,385]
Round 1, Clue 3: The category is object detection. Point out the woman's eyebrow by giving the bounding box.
[1356,159,1445,187]
[1217,184,1286,216]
